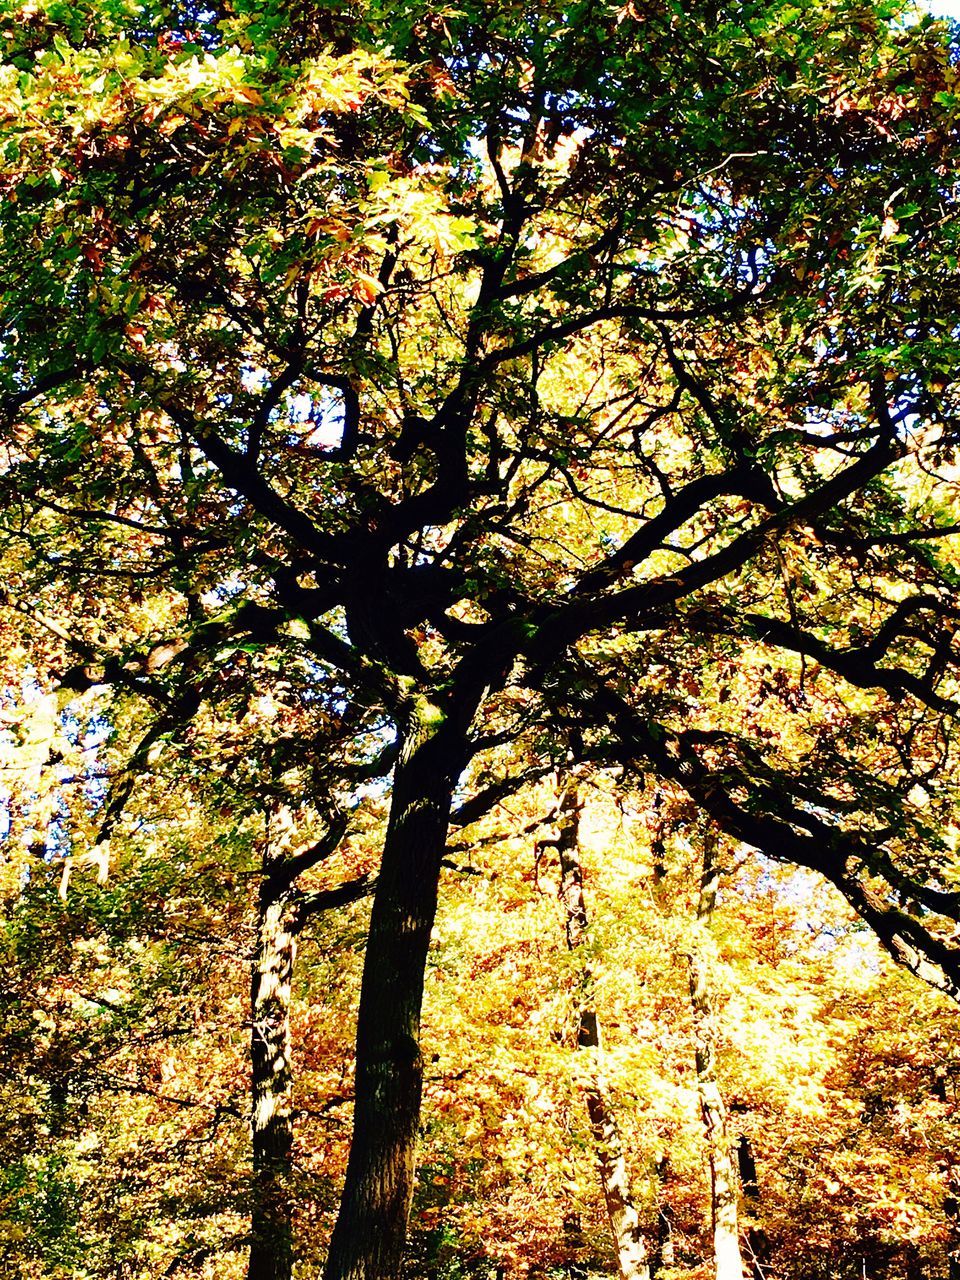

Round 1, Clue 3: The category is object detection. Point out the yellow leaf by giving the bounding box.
[354,271,382,303]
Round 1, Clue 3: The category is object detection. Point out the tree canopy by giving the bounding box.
[4,0,960,1276]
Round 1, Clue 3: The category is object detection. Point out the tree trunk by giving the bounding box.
[735,1137,758,1201]
[688,828,745,1280]
[736,1136,769,1280]
[556,779,651,1280]
[655,1155,675,1275]
[323,695,464,1280]
[248,881,301,1280]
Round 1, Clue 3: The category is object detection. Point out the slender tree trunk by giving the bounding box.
[688,828,746,1280]
[245,806,369,1280]
[323,695,465,1280]
[248,880,302,1280]
[655,1155,675,1275]
[556,779,651,1280]
[736,1136,769,1280]
[735,1137,758,1201]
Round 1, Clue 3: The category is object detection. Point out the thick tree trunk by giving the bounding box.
[323,695,464,1280]
[688,829,745,1280]
[248,882,301,1280]
[556,780,651,1280]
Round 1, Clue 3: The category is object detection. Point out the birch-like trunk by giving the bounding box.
[556,779,651,1280]
[248,882,301,1280]
[688,828,745,1280]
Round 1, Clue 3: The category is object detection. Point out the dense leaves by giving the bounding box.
[4,0,960,1275]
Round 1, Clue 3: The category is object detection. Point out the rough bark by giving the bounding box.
[688,829,746,1280]
[556,779,651,1280]
[322,694,465,1280]
[246,810,370,1280]
[248,881,301,1280]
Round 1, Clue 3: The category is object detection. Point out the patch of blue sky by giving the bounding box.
[287,390,346,449]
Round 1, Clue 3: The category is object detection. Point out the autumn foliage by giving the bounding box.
[4,0,960,1276]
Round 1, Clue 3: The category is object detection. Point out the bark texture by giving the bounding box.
[688,829,746,1280]
[248,882,301,1280]
[556,779,651,1280]
[247,809,366,1280]
[323,695,464,1280]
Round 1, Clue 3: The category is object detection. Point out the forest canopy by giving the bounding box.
[4,0,960,1277]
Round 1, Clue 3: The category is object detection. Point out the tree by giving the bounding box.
[5,0,960,1273]
[686,826,746,1280]
[553,774,651,1280]
[6,700,960,1277]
